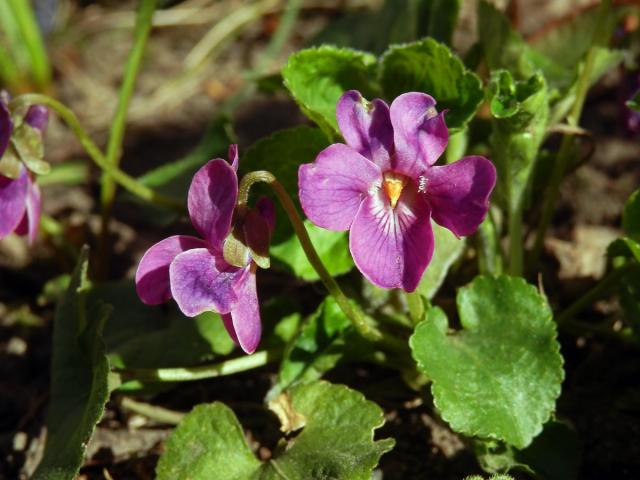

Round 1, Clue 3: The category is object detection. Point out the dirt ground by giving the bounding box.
[1,1,640,479]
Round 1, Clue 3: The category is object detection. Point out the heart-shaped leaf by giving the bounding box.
[282,46,378,136]
[379,38,483,129]
[156,381,394,480]
[410,275,564,449]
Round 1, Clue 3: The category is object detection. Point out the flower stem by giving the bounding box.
[477,214,503,275]
[238,170,393,346]
[10,94,184,212]
[406,291,425,325]
[99,0,157,277]
[119,397,185,425]
[508,199,524,276]
[556,262,639,325]
[113,349,280,385]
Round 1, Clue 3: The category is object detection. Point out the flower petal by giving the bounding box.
[390,92,448,176]
[255,196,275,233]
[299,144,382,231]
[170,248,244,317]
[350,186,434,292]
[424,155,496,237]
[24,105,49,132]
[221,264,262,354]
[0,169,28,239]
[188,159,238,248]
[15,178,41,244]
[228,144,239,171]
[0,101,11,158]
[135,235,209,305]
[337,90,393,170]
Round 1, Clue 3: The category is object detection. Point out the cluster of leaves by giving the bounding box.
[28,0,640,479]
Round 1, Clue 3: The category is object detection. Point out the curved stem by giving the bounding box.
[238,170,386,344]
[10,94,184,212]
[556,262,639,325]
[114,349,280,385]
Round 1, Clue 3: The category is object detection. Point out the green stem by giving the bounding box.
[508,199,523,276]
[238,171,388,345]
[556,262,639,325]
[119,397,185,424]
[477,214,502,275]
[100,0,157,276]
[7,0,51,89]
[406,291,424,325]
[10,94,184,212]
[114,349,280,384]
[530,44,599,267]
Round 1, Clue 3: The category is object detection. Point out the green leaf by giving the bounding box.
[157,381,394,480]
[410,275,564,449]
[607,237,640,263]
[268,297,351,399]
[240,126,329,244]
[416,222,465,299]
[282,46,378,135]
[156,402,261,480]
[379,38,483,129]
[89,281,234,372]
[628,91,640,112]
[33,247,112,480]
[488,70,549,214]
[271,220,354,281]
[623,188,640,238]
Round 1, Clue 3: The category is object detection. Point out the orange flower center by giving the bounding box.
[382,172,408,209]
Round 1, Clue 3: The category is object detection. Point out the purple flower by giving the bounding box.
[298,91,496,292]
[135,146,274,354]
[0,102,45,244]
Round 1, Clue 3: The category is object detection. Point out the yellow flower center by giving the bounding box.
[382,172,408,209]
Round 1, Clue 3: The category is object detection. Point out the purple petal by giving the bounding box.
[389,92,448,176]
[188,159,238,248]
[15,178,41,244]
[169,248,244,317]
[24,105,49,132]
[424,156,496,237]
[135,235,210,305]
[255,196,275,233]
[0,169,28,239]
[337,90,393,170]
[349,185,434,292]
[221,265,262,354]
[299,144,382,231]
[228,144,239,171]
[0,101,12,158]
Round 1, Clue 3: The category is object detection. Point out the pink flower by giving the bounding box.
[0,103,47,244]
[135,147,274,354]
[298,91,496,291]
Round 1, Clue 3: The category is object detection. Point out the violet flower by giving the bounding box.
[299,91,496,291]
[0,103,47,243]
[135,146,274,354]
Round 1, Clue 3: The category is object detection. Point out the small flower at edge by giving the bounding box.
[298,90,497,292]
[135,145,275,354]
[0,100,48,244]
